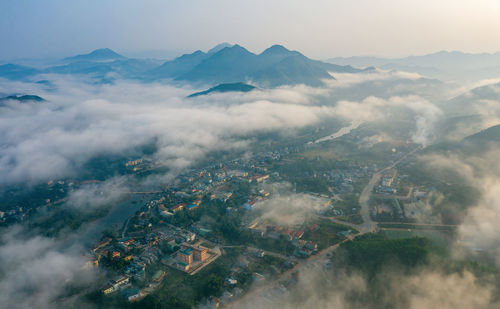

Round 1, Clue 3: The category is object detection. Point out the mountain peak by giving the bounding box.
[64,48,125,62]
[261,44,291,55]
[207,43,233,54]
[213,44,254,57]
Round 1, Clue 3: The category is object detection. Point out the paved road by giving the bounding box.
[226,235,356,309]
[225,147,422,308]
[358,147,421,233]
[316,215,361,231]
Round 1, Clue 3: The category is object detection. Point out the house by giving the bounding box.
[119,237,134,246]
[103,285,115,295]
[172,203,186,212]
[244,200,256,210]
[93,237,111,252]
[249,175,270,183]
[152,270,165,283]
[293,231,304,239]
[84,256,99,269]
[123,288,141,301]
[110,276,130,291]
[226,278,238,285]
[160,210,174,217]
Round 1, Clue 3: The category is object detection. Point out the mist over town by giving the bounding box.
[1,1,500,308]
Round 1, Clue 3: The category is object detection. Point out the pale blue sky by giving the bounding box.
[1,0,500,60]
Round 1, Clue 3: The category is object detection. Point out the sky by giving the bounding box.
[1,0,500,60]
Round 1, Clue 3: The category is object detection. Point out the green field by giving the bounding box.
[381,229,454,249]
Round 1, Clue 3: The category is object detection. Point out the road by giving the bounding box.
[226,235,356,309]
[358,146,421,233]
[225,147,421,308]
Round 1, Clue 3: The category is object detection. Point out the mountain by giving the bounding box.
[439,81,500,116]
[64,48,126,62]
[427,123,500,158]
[163,44,362,87]
[252,53,333,87]
[328,51,500,81]
[147,50,210,79]
[48,58,161,79]
[0,44,365,87]
[188,82,256,97]
[0,94,45,104]
[176,44,258,84]
[464,124,500,148]
[207,43,233,54]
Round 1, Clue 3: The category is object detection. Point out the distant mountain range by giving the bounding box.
[328,51,500,81]
[188,82,256,97]
[0,44,364,87]
[153,44,365,87]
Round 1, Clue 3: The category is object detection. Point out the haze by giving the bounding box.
[2,0,500,60]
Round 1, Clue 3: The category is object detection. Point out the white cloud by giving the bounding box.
[0,226,96,309]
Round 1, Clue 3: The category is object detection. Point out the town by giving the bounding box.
[79,136,441,307]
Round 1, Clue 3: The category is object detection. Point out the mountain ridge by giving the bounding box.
[187,82,256,97]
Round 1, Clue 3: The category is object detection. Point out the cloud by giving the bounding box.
[65,176,128,211]
[419,149,500,268]
[385,269,495,309]
[324,70,425,89]
[251,183,327,226]
[457,177,500,266]
[0,69,457,185]
[332,95,442,145]
[0,226,96,309]
[0,78,343,185]
[235,263,496,309]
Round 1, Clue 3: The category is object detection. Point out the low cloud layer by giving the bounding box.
[0,226,96,309]
[0,78,342,184]
[332,95,442,145]
[235,263,497,309]
[0,70,463,185]
[65,177,128,211]
[421,149,500,267]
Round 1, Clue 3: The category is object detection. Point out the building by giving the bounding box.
[93,237,111,252]
[249,175,270,183]
[178,248,193,264]
[177,261,190,271]
[123,288,141,301]
[103,286,115,295]
[192,247,208,261]
[173,203,186,212]
[152,270,165,283]
[181,244,208,262]
[125,159,142,167]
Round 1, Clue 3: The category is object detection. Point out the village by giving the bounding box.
[84,141,435,305]
[0,137,435,307]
